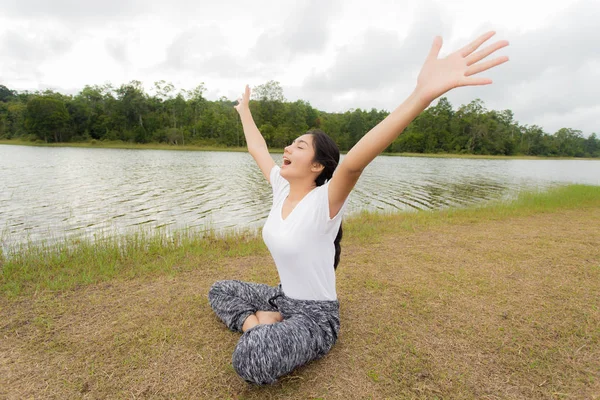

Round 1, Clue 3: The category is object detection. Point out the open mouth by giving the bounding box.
[283,158,291,166]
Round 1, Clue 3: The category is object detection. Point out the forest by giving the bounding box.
[0,81,598,157]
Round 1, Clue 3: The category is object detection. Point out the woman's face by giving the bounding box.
[280,134,321,181]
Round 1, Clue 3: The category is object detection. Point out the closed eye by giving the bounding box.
[293,139,309,149]
[290,140,304,150]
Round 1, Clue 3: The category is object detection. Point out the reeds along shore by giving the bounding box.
[2,184,599,298]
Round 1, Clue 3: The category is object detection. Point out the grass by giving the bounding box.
[0,227,267,297]
[1,184,599,398]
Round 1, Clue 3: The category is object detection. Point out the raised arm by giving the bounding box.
[328,31,509,217]
[235,85,276,182]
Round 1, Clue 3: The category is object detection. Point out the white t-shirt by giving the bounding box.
[262,166,348,301]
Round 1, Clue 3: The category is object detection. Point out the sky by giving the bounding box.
[0,0,598,137]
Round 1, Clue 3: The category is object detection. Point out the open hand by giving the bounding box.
[234,84,251,115]
[415,31,509,103]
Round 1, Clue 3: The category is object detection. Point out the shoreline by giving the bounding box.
[2,184,599,298]
[1,139,597,160]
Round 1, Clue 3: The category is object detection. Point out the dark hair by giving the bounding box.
[309,129,343,270]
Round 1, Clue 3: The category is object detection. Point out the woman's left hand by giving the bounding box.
[415,31,509,104]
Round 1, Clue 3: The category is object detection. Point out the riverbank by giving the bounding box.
[2,185,598,298]
[2,139,596,160]
[0,139,252,153]
[1,185,599,398]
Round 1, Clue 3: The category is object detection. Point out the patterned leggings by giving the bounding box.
[208,280,340,385]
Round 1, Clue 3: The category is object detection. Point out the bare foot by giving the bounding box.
[255,311,283,325]
[242,314,259,332]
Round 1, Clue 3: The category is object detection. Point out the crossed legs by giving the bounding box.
[208,280,340,385]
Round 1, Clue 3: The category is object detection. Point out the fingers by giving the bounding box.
[466,40,509,66]
[237,84,251,104]
[462,76,493,87]
[235,85,251,110]
[465,55,509,77]
[459,31,496,58]
[427,36,443,61]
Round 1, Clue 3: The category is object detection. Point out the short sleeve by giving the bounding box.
[315,182,349,230]
[269,165,289,205]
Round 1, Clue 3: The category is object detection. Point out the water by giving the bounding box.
[1,145,599,251]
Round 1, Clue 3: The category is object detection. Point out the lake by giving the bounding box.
[1,145,599,251]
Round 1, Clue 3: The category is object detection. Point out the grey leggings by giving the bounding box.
[208,280,340,385]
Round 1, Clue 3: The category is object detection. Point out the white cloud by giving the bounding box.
[252,0,339,63]
[105,39,129,65]
[442,0,600,134]
[0,0,598,136]
[0,25,73,87]
[0,0,147,21]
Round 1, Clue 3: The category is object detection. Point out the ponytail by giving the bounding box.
[309,129,344,271]
[333,224,343,270]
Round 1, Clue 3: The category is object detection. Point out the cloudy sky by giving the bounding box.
[1,0,598,136]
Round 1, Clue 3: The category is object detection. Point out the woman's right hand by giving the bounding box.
[234,84,251,115]
[231,83,275,182]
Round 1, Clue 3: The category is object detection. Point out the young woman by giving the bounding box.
[209,31,509,385]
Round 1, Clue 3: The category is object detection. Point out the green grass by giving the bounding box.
[0,227,267,297]
[2,184,599,298]
[345,184,600,242]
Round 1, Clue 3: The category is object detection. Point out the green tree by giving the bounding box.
[584,133,599,157]
[0,102,8,138]
[320,113,347,150]
[74,84,115,140]
[519,125,548,156]
[115,81,148,142]
[554,128,584,157]
[0,85,16,102]
[0,80,597,158]
[251,80,285,102]
[5,102,27,138]
[184,83,207,140]
[346,109,367,148]
[428,97,454,152]
[25,96,71,142]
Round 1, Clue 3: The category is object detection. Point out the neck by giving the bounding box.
[288,179,317,201]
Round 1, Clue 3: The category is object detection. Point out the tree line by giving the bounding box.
[0,81,598,157]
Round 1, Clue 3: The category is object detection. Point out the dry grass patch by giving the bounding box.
[338,208,600,399]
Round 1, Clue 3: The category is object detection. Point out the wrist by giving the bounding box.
[237,106,251,117]
[410,86,435,108]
